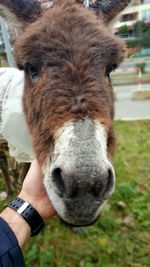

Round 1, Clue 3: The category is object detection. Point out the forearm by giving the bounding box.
[0,207,31,247]
[0,160,55,248]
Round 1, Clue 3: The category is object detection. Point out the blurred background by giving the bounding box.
[0,1,149,267]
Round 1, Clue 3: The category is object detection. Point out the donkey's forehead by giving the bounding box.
[15,6,125,67]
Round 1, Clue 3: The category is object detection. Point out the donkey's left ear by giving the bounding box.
[0,0,43,29]
[88,0,131,23]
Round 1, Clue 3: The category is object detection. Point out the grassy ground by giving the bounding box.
[111,71,150,85]
[0,120,149,267]
[111,71,150,77]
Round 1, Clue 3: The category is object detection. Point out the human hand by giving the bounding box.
[19,159,56,219]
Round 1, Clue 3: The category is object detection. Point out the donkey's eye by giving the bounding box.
[25,63,40,83]
[105,63,118,77]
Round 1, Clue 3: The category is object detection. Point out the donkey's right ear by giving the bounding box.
[0,0,43,29]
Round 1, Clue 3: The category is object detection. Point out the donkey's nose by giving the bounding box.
[51,166,115,199]
[52,168,79,198]
[90,168,115,199]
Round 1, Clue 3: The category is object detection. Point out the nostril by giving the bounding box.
[52,168,79,198]
[52,168,66,197]
[102,168,115,199]
[106,168,114,192]
[90,181,105,198]
[90,168,115,199]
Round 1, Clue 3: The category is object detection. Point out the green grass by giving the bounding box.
[111,71,150,77]
[0,120,150,267]
[111,71,136,77]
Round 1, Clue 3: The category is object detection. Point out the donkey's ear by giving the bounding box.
[89,0,131,23]
[0,0,43,29]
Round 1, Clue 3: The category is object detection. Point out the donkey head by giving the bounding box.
[0,0,130,226]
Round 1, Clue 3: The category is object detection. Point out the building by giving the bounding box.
[114,0,150,37]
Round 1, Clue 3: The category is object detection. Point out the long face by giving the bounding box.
[1,0,128,226]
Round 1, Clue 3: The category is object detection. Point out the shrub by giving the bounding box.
[135,62,146,73]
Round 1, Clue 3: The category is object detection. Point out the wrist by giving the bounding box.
[7,196,45,237]
[18,191,56,220]
[18,192,41,217]
[0,207,31,247]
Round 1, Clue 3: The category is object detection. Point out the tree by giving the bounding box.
[119,24,130,35]
[134,21,150,48]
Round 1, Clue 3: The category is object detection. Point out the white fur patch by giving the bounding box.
[43,119,115,224]
[95,119,116,192]
[95,119,108,163]
[54,121,76,159]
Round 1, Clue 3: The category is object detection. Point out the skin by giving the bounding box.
[0,159,56,247]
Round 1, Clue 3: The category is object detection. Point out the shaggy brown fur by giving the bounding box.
[12,1,126,165]
[0,0,42,23]
[90,0,131,23]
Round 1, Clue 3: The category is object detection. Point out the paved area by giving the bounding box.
[114,84,150,120]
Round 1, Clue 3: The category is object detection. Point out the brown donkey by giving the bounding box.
[0,0,130,226]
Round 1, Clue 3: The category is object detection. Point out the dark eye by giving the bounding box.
[25,63,40,83]
[105,63,118,77]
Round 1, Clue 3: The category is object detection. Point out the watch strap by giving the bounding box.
[7,197,44,236]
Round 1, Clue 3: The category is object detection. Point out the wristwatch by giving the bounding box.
[7,197,44,236]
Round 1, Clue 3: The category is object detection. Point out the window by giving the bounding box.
[142,9,150,21]
[121,13,137,22]
[141,0,150,4]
